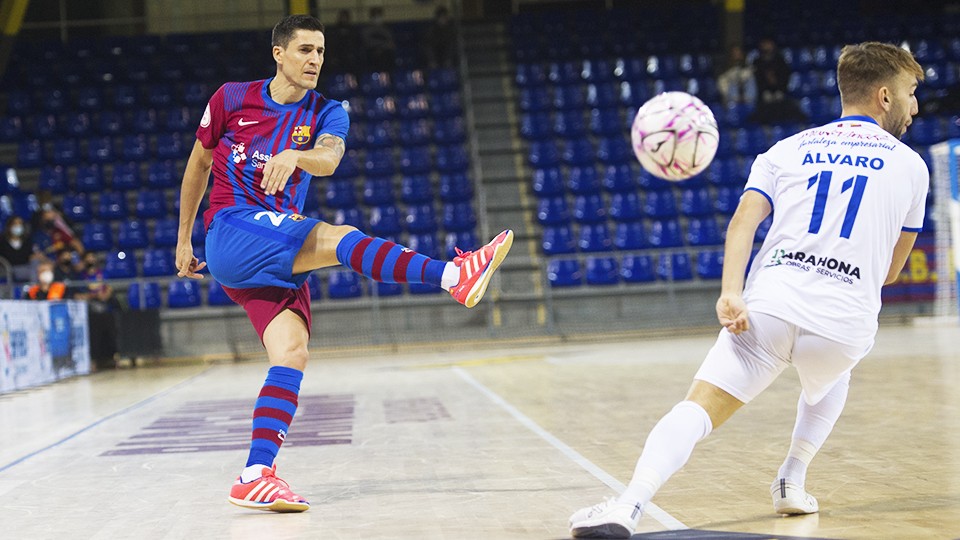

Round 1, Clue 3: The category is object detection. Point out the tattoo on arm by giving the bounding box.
[316,134,346,160]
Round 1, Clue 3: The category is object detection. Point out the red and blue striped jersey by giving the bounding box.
[196,78,349,229]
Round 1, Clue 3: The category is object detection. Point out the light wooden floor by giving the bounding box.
[1,322,957,539]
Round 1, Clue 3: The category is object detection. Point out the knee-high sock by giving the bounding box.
[245,366,303,472]
[335,230,455,288]
[777,371,850,486]
[618,401,713,508]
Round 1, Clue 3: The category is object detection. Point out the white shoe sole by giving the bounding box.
[463,230,513,308]
[228,496,310,513]
[570,522,633,538]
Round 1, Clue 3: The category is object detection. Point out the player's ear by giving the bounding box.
[878,86,891,111]
[272,45,284,64]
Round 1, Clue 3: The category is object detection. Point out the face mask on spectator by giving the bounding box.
[39,270,54,285]
[10,224,23,236]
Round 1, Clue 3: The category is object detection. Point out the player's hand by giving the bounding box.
[260,149,299,196]
[176,242,206,279]
[716,293,749,334]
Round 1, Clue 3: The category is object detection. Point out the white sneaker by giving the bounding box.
[569,497,642,538]
[771,478,819,515]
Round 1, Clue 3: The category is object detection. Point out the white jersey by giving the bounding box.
[742,116,928,346]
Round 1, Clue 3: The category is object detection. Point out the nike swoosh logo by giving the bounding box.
[238,119,259,126]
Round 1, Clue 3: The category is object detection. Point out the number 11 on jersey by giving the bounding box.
[807,170,868,239]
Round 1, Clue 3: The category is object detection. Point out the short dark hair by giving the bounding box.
[272,15,325,48]
[837,42,924,106]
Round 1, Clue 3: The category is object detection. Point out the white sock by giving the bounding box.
[240,464,270,483]
[440,262,460,291]
[618,400,713,508]
[777,371,850,487]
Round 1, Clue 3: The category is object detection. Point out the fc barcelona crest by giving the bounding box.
[290,213,306,221]
[292,125,311,145]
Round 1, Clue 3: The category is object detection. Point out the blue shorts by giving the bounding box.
[204,207,321,289]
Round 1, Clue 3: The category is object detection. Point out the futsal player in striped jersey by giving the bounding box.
[569,42,927,537]
[175,15,513,512]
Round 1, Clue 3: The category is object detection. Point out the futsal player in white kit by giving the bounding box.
[569,41,928,538]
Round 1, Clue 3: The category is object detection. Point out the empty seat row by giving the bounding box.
[332,145,470,179]
[39,162,182,193]
[0,107,199,142]
[535,188,746,225]
[541,217,743,252]
[547,251,724,286]
[17,135,190,168]
[63,190,174,222]
[323,174,474,208]
[326,68,460,100]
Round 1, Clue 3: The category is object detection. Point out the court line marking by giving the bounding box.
[452,367,688,531]
[0,366,214,474]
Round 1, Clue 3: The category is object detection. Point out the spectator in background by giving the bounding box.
[32,206,84,259]
[25,259,66,300]
[424,5,457,69]
[361,6,396,72]
[327,9,362,74]
[73,252,120,371]
[53,248,83,282]
[80,251,104,281]
[749,37,807,125]
[717,44,756,107]
[0,216,39,281]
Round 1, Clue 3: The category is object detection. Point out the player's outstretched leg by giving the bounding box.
[335,229,513,308]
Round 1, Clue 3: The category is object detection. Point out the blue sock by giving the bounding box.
[246,365,303,468]
[335,230,445,286]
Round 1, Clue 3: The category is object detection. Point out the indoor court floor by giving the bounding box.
[1,322,958,539]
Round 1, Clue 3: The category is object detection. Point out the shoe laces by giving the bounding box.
[261,465,290,490]
[453,247,472,264]
[588,497,618,516]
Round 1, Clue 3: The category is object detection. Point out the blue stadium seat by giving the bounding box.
[365,149,395,177]
[409,281,442,295]
[439,173,473,203]
[621,254,655,283]
[394,69,427,95]
[680,186,714,216]
[95,111,123,137]
[156,132,184,160]
[398,93,430,120]
[191,218,205,247]
[714,185,741,215]
[562,139,595,168]
[427,68,459,93]
[597,137,633,165]
[333,207,365,230]
[573,194,606,223]
[657,252,693,281]
[374,280,403,297]
[147,85,174,108]
[532,167,564,197]
[515,62,547,88]
[0,116,22,143]
[547,259,582,287]
[363,178,395,206]
[696,250,724,279]
[369,205,403,236]
[145,160,178,189]
[111,161,141,191]
[400,175,433,204]
[554,110,587,138]
[168,280,202,307]
[39,88,67,113]
[909,117,945,146]
[432,117,466,144]
[445,230,479,259]
[519,87,551,113]
[431,91,463,118]
[81,221,113,252]
[585,82,620,110]
[360,71,392,97]
[566,166,600,195]
[405,204,438,233]
[26,114,57,139]
[326,73,358,100]
[537,195,570,225]
[590,108,623,137]
[131,108,159,133]
[152,217,178,247]
[586,256,619,285]
[182,83,209,106]
[400,146,432,175]
[326,179,357,209]
[614,221,647,250]
[553,85,586,110]
[609,191,643,222]
[603,164,637,192]
[62,193,92,223]
[643,189,678,219]
[136,190,167,218]
[118,219,149,249]
[542,224,575,255]
[62,112,92,137]
[442,202,477,232]
[435,145,469,173]
[112,84,138,109]
[39,165,67,192]
[17,139,44,168]
[51,138,80,166]
[398,118,431,145]
[96,191,127,220]
[364,121,394,148]
[578,222,612,252]
[520,112,552,141]
[333,154,360,179]
[142,248,174,277]
[548,61,581,85]
[207,279,233,306]
[122,134,149,161]
[407,232,440,258]
[756,216,773,241]
[687,217,723,246]
[71,163,104,194]
[104,250,138,279]
[128,282,162,310]
[649,219,683,248]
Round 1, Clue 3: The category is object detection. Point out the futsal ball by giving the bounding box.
[630,91,719,181]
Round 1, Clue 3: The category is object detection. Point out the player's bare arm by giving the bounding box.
[717,190,771,334]
[884,231,918,285]
[260,134,345,195]
[175,139,213,279]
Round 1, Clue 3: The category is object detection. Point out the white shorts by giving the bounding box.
[694,311,873,405]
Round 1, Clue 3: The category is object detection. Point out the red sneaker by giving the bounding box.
[228,465,310,513]
[449,229,514,308]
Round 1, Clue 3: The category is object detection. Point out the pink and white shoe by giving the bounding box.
[449,229,514,308]
[228,464,309,513]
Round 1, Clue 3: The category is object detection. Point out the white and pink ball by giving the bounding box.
[630,91,719,181]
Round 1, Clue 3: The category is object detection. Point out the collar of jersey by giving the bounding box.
[832,115,878,125]
[261,77,311,110]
